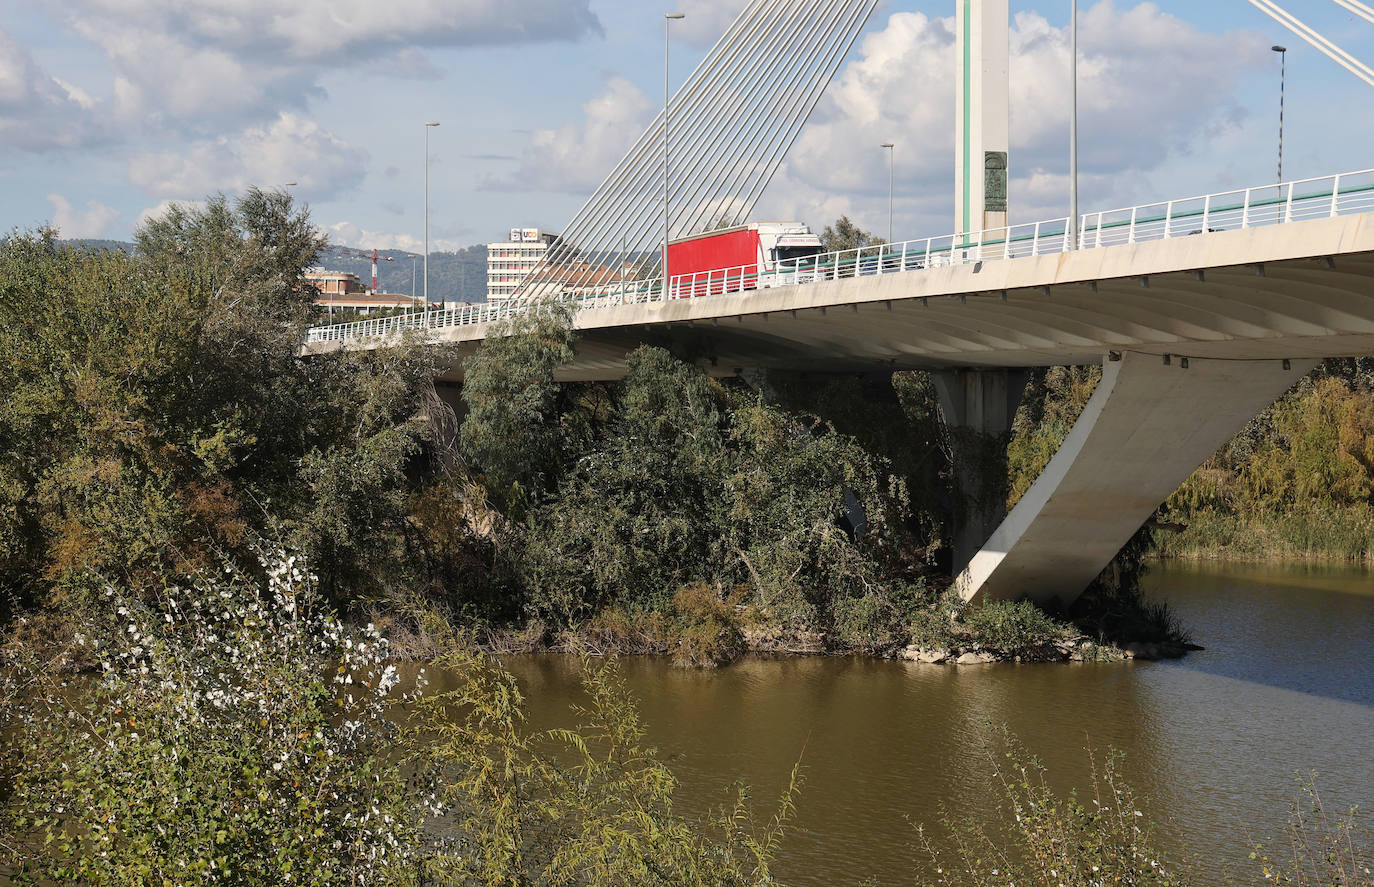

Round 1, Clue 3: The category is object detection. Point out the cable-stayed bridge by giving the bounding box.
[303,0,1374,608]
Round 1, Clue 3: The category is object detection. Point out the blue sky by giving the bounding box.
[3,0,1372,252]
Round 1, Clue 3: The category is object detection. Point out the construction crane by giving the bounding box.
[334,248,396,293]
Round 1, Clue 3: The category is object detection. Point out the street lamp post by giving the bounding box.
[1273,45,1287,185]
[664,12,684,299]
[424,121,440,323]
[1068,0,1080,250]
[880,142,894,243]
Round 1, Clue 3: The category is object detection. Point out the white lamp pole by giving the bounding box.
[1069,0,1080,250]
[880,142,894,243]
[664,12,684,298]
[1273,45,1287,185]
[424,121,440,320]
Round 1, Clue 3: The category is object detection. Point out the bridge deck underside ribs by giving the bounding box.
[954,351,1317,608]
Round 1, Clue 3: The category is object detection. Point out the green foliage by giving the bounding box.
[1007,366,1101,508]
[498,335,916,636]
[964,600,1068,656]
[4,551,424,885]
[1156,366,1374,560]
[459,303,580,507]
[412,646,798,887]
[818,216,885,252]
[0,194,439,626]
[671,583,747,667]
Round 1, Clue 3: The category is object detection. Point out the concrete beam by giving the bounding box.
[955,351,1316,607]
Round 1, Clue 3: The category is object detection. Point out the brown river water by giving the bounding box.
[477,561,1374,886]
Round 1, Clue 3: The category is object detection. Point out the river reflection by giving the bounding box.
[492,562,1374,886]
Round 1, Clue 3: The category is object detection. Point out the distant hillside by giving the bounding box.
[59,239,491,305]
[320,245,489,305]
[66,239,134,253]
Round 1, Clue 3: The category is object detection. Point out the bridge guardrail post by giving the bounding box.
[1031,222,1040,256]
[1242,188,1251,228]
[1285,181,1295,223]
[1164,201,1174,239]
[1331,174,1342,217]
[1202,195,1211,233]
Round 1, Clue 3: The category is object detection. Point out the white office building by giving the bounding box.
[487,227,558,302]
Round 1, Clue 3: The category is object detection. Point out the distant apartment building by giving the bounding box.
[305,269,366,296]
[306,268,434,317]
[486,228,559,302]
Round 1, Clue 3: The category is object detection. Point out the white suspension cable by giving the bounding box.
[1330,0,1374,26]
[1248,0,1374,88]
[521,0,879,298]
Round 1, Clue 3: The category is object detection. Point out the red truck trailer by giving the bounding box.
[665,221,824,298]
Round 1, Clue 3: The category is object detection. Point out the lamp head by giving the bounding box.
[1272,44,1287,53]
[425,121,440,127]
[666,12,685,19]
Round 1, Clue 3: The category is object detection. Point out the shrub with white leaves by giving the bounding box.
[4,549,430,886]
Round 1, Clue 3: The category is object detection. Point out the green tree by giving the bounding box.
[459,303,581,509]
[819,216,885,252]
[0,190,440,627]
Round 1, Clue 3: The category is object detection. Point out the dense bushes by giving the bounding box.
[1157,366,1374,560]
[458,321,929,648]
[0,197,438,630]
[3,552,424,884]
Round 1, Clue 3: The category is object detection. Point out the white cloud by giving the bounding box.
[45,0,603,131]
[755,1,1270,238]
[47,193,119,238]
[127,112,368,201]
[0,27,102,150]
[493,76,655,193]
[676,0,749,47]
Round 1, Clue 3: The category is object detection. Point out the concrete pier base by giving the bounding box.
[933,368,1027,573]
[955,351,1315,607]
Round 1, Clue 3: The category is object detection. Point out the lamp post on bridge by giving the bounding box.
[881,142,894,244]
[1068,0,1080,250]
[1273,44,1287,185]
[664,12,684,299]
[424,121,440,323]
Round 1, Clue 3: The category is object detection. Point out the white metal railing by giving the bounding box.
[306,168,1374,345]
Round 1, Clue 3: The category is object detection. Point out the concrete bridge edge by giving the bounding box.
[954,350,1318,608]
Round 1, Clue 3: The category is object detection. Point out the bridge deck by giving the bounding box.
[304,212,1374,381]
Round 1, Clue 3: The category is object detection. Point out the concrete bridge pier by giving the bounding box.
[956,351,1316,608]
[932,368,1028,573]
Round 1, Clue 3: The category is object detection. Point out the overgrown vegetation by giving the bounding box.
[0,551,798,884]
[1156,362,1374,561]
[0,194,438,634]
[0,200,1198,665]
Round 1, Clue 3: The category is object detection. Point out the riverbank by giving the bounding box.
[1148,508,1374,563]
[374,577,1196,669]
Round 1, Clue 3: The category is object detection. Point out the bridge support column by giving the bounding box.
[956,352,1315,608]
[933,368,1028,574]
